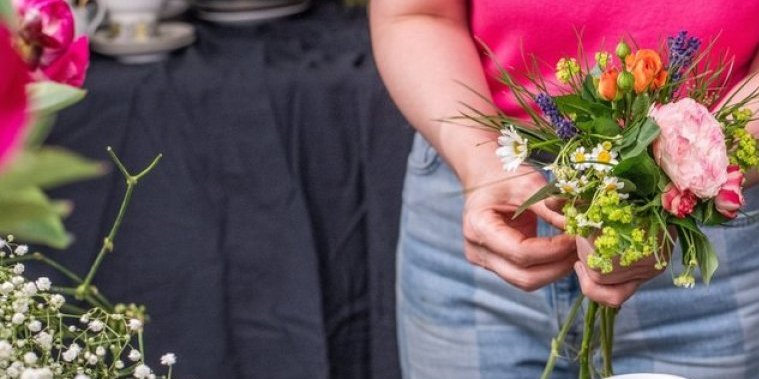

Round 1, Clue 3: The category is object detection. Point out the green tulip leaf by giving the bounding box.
[28,81,87,115]
[0,148,106,191]
[0,187,72,249]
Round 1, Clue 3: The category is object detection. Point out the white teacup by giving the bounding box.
[102,0,167,42]
[67,0,106,36]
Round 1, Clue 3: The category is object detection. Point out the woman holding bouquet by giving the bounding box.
[370,0,759,377]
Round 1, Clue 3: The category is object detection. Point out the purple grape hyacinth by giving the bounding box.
[667,30,701,85]
[535,93,577,139]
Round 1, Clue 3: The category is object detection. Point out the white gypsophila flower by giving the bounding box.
[0,340,12,360]
[68,325,76,333]
[0,238,6,249]
[13,246,28,256]
[19,367,52,379]
[88,320,104,333]
[128,319,143,332]
[95,346,106,357]
[74,375,91,379]
[34,332,52,351]
[133,364,152,379]
[160,353,176,366]
[114,360,125,369]
[128,349,141,362]
[495,126,529,172]
[22,352,37,365]
[148,375,156,379]
[11,276,23,286]
[86,353,98,366]
[7,365,21,379]
[34,278,50,292]
[27,321,41,333]
[13,299,29,314]
[48,294,65,310]
[79,315,89,324]
[21,283,36,297]
[62,343,81,362]
[15,340,25,348]
[0,282,14,295]
[12,264,23,275]
[11,313,25,325]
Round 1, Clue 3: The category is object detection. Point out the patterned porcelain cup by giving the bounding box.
[101,0,167,42]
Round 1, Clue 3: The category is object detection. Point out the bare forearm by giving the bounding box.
[370,0,502,186]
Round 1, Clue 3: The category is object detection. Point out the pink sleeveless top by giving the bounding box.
[470,1,759,116]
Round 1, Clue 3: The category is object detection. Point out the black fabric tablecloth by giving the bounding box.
[43,2,413,378]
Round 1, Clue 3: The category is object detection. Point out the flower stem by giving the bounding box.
[579,300,599,379]
[601,306,618,376]
[541,294,585,379]
[76,148,162,302]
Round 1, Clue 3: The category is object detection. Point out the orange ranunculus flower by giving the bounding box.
[625,49,668,93]
[598,68,619,101]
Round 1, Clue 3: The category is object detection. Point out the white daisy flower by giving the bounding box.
[495,126,529,172]
[556,179,580,195]
[570,147,591,170]
[590,144,619,172]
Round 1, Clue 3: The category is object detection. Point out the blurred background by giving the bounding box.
[40,0,413,377]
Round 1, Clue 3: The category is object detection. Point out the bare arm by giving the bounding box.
[370,0,576,291]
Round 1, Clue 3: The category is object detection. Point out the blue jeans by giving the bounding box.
[396,133,759,379]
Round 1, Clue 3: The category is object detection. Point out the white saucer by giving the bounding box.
[194,0,310,24]
[192,0,296,12]
[91,22,196,64]
[162,0,190,19]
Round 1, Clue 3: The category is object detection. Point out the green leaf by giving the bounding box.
[0,187,72,249]
[694,232,719,285]
[581,75,598,102]
[620,117,660,160]
[0,0,13,24]
[592,117,622,136]
[668,215,701,234]
[24,114,57,147]
[28,82,87,115]
[614,153,659,196]
[0,148,106,191]
[554,94,611,118]
[513,182,559,219]
[631,93,651,118]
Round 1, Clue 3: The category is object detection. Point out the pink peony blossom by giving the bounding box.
[13,0,74,68]
[715,165,745,219]
[0,26,31,170]
[662,183,698,218]
[41,36,89,87]
[651,98,728,199]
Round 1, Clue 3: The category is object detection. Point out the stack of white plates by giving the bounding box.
[192,0,311,24]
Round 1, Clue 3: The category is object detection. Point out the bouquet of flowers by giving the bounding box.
[465,31,759,378]
[1,1,175,378]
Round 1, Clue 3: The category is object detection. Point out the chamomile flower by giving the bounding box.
[570,147,591,170]
[557,179,580,195]
[495,126,529,172]
[590,143,619,172]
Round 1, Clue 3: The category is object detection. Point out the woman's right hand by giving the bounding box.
[461,162,578,291]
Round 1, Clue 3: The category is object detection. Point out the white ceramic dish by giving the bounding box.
[191,0,295,12]
[91,22,196,64]
[162,0,190,19]
[194,0,309,24]
[606,374,687,379]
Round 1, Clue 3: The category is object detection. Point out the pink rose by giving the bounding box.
[0,26,31,170]
[662,184,698,218]
[41,36,89,87]
[13,0,74,68]
[715,165,745,219]
[651,98,729,199]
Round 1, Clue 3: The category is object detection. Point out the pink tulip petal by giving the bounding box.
[0,27,31,169]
